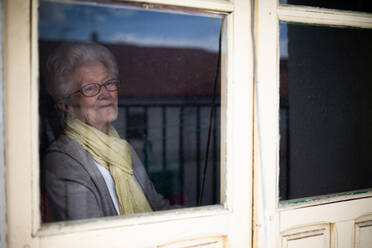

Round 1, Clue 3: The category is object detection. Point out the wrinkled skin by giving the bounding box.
[59,61,118,134]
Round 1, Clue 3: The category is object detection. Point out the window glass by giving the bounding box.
[39,0,223,223]
[279,0,372,13]
[279,22,372,201]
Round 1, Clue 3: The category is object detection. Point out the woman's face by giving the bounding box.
[63,61,118,133]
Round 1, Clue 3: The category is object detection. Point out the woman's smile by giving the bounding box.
[66,61,119,133]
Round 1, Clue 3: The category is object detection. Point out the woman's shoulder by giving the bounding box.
[46,134,78,152]
[43,135,88,175]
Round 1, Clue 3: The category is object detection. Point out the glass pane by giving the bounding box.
[279,0,372,13]
[279,22,372,201]
[39,0,223,223]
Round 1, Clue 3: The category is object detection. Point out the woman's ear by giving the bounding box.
[57,100,71,114]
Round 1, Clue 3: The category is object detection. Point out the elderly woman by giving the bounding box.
[43,42,170,221]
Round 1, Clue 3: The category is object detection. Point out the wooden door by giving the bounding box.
[3,0,254,247]
[255,1,372,247]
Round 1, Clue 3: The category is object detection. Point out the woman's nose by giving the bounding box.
[98,84,111,98]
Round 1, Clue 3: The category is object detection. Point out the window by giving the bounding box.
[255,0,372,246]
[39,0,223,223]
[279,22,372,201]
[4,0,253,247]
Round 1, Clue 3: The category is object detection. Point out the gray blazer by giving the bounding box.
[43,135,171,221]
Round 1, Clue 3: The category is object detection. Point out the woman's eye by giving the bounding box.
[105,82,115,88]
[83,85,97,93]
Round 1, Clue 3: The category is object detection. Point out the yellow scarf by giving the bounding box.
[64,117,152,215]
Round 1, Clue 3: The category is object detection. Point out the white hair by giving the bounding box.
[46,42,119,101]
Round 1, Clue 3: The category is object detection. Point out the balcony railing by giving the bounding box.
[116,102,221,207]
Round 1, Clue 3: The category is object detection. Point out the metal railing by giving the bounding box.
[117,102,221,206]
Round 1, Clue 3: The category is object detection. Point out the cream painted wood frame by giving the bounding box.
[0,1,7,248]
[254,1,372,248]
[3,0,254,247]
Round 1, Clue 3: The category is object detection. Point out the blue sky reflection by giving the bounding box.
[39,1,222,52]
[280,22,288,58]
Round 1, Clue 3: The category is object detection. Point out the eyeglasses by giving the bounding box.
[65,79,120,98]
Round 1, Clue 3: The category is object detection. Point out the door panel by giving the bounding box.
[278,198,372,248]
[4,0,254,247]
[281,224,330,248]
[255,1,372,247]
[355,214,372,248]
[158,236,226,248]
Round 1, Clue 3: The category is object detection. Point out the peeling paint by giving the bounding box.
[280,189,372,207]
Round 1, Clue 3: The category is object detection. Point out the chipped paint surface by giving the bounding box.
[278,5,372,28]
[279,189,372,208]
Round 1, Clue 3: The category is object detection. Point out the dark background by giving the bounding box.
[280,24,372,200]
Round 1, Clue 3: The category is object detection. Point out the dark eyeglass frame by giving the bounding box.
[64,79,120,98]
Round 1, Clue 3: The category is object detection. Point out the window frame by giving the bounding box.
[255,0,372,217]
[0,1,6,248]
[254,0,372,246]
[4,0,254,247]
[277,5,372,206]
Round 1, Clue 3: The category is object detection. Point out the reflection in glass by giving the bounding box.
[39,1,222,222]
[279,22,372,201]
[279,0,372,13]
